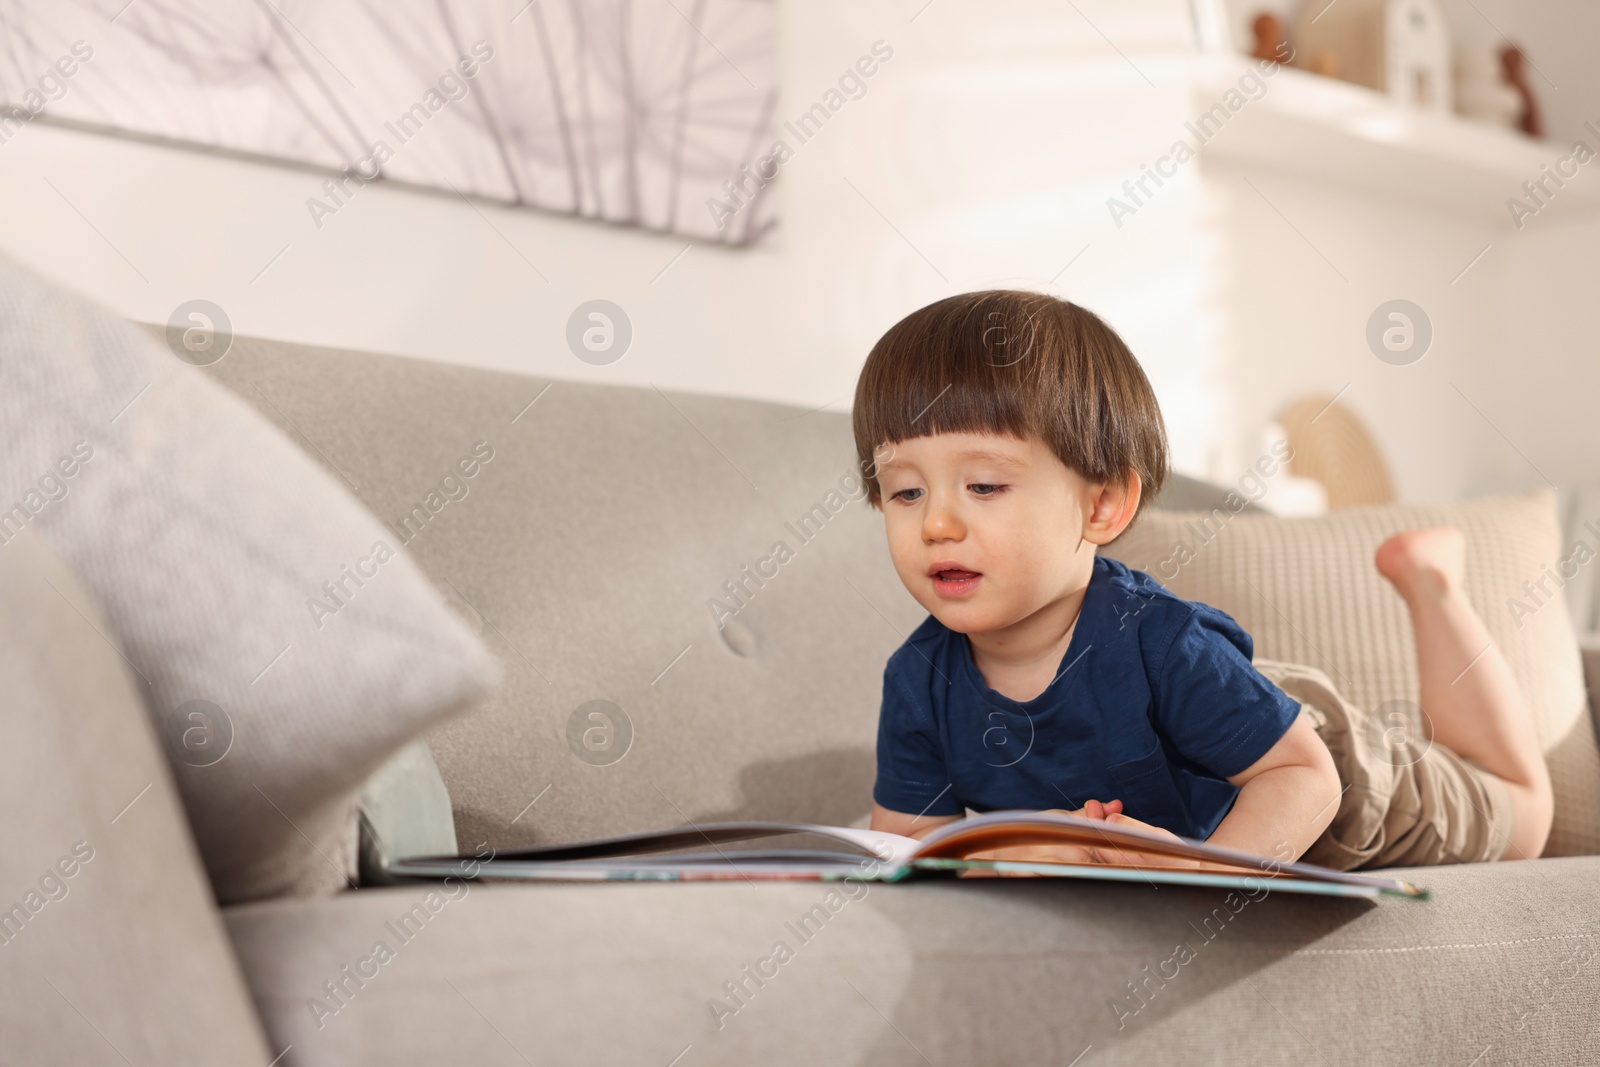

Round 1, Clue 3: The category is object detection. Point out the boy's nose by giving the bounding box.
[921,497,966,542]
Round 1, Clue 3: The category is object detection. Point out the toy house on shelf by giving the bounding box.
[1290,0,1453,112]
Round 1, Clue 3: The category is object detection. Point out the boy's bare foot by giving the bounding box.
[1374,526,1467,603]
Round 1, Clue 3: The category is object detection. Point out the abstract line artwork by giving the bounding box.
[0,0,780,243]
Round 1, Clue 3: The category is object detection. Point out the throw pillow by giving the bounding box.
[0,251,500,903]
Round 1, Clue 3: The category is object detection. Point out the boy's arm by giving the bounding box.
[1204,712,1342,861]
[1090,716,1339,868]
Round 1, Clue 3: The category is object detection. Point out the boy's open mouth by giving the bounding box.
[928,563,982,596]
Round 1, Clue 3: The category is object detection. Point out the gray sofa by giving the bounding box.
[10,330,1600,1066]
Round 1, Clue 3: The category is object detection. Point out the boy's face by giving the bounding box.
[873,431,1126,636]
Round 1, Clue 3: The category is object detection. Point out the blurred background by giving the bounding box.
[11,10,1600,1064]
[1,0,1594,510]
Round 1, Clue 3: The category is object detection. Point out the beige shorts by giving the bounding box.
[1253,658,1515,871]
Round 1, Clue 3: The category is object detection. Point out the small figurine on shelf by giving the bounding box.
[1500,44,1543,138]
[1250,12,1289,64]
[1289,0,1453,113]
[1453,43,1522,129]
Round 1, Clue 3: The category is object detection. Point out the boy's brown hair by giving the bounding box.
[852,290,1170,528]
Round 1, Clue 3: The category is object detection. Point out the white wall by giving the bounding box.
[1207,0,1600,501]
[2,0,1597,501]
[0,0,1237,487]
[1202,158,1516,504]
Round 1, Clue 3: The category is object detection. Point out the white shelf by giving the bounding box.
[1192,64,1600,217]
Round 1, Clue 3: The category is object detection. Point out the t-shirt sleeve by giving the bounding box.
[1152,605,1303,779]
[872,663,963,817]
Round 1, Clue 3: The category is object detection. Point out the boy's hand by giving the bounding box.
[1068,798,1122,821]
[1095,815,1290,874]
[1083,813,1202,870]
[957,799,1126,876]
[956,803,1214,874]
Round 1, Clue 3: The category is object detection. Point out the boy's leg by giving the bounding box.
[1375,526,1555,859]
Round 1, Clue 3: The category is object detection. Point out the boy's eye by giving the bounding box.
[969,483,1006,497]
[890,488,923,503]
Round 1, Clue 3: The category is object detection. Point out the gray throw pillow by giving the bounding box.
[0,251,500,903]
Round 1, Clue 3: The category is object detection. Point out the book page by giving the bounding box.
[911,810,1424,896]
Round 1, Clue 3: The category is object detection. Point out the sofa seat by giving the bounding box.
[226,858,1600,1066]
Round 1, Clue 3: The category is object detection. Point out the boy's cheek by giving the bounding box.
[883,519,921,566]
[885,539,930,595]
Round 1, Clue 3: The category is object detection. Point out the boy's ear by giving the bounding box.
[1083,470,1142,546]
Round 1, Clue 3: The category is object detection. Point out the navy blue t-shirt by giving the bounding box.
[871,555,1303,840]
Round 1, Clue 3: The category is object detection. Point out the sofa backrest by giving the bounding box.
[202,334,1247,848]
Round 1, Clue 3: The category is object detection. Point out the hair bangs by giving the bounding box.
[853,290,1169,516]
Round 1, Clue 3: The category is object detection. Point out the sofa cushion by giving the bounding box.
[1103,488,1600,857]
[0,528,275,1064]
[0,252,500,903]
[224,857,1600,1066]
[198,335,923,852]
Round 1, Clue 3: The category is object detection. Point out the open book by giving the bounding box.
[385,810,1427,900]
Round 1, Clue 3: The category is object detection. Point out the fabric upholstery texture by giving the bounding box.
[1583,637,1600,730]
[225,858,1600,1066]
[199,335,925,853]
[0,527,275,1065]
[191,333,1600,1064]
[1555,480,1600,641]
[203,335,1253,858]
[0,254,500,903]
[1103,490,1600,857]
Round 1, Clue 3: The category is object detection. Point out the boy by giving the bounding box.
[855,290,1553,871]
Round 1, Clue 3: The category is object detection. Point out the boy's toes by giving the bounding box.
[1375,526,1466,599]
